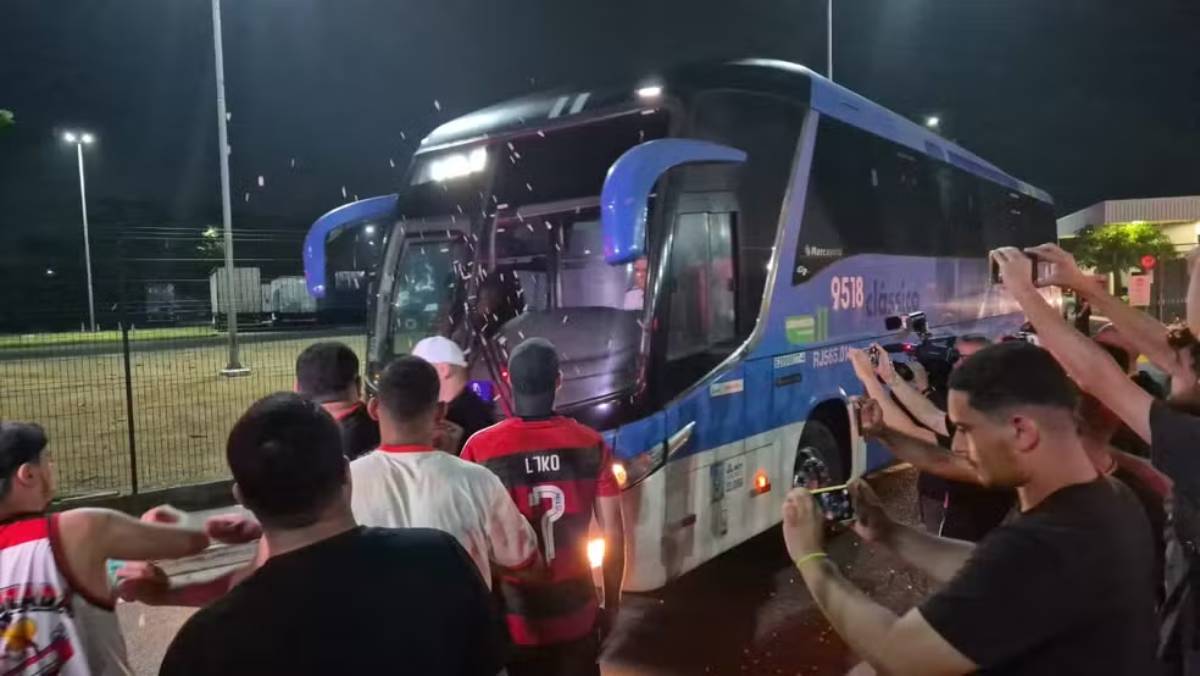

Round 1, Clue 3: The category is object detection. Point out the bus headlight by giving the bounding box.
[587,538,606,569]
[612,462,628,488]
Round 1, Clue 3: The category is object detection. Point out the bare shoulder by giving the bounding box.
[56,508,118,537]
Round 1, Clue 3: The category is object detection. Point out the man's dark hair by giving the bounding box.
[0,423,47,501]
[376,356,440,423]
[226,393,346,529]
[948,342,1078,416]
[507,338,560,417]
[1096,341,1132,373]
[295,342,360,403]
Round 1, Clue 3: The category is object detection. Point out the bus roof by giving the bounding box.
[420,58,1052,205]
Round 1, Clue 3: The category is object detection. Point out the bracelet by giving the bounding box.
[794,552,829,568]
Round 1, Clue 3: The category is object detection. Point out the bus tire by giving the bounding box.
[794,419,847,489]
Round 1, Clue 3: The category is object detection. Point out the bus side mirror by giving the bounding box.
[600,139,746,266]
[884,316,903,331]
[303,195,397,299]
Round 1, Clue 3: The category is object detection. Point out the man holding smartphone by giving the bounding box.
[781,341,1158,675]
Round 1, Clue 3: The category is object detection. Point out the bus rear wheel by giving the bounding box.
[793,419,847,490]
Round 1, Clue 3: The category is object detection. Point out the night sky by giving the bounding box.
[1,0,1198,322]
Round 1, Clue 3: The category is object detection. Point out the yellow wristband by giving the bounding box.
[795,552,829,568]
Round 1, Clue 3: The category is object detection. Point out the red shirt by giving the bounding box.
[461,416,620,646]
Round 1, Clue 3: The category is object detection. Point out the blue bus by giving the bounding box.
[302,59,1056,591]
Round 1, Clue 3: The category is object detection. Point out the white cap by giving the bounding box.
[411,336,467,367]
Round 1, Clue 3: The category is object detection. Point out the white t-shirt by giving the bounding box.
[349,444,539,588]
[0,515,130,676]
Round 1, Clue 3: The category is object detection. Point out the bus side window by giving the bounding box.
[664,211,738,389]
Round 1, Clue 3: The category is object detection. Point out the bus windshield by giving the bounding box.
[483,206,645,409]
[378,109,669,407]
[389,236,467,355]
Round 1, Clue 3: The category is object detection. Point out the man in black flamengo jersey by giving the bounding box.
[462,338,625,676]
[294,341,379,460]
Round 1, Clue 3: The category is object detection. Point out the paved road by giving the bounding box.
[118,467,932,675]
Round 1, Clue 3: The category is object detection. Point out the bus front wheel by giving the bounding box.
[794,419,847,490]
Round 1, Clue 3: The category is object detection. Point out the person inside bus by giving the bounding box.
[0,422,211,676]
[461,337,625,676]
[411,335,496,454]
[294,341,379,460]
[782,341,1159,675]
[158,393,505,676]
[622,257,648,311]
[993,244,1200,675]
[350,356,542,589]
[847,342,1013,542]
[473,272,524,340]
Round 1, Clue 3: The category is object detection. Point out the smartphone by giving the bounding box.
[810,484,855,522]
[991,252,1040,285]
[867,345,881,368]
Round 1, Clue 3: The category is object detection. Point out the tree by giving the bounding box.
[197,226,224,270]
[1063,221,1177,277]
[0,110,13,132]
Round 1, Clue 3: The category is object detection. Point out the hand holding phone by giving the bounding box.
[809,483,855,522]
[991,249,1040,285]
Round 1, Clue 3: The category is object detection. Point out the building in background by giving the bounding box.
[1058,195,1200,321]
[1058,195,1200,251]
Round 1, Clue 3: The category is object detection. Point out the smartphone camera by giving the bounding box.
[815,488,855,522]
[991,252,1041,285]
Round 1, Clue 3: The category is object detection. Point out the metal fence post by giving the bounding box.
[121,323,139,495]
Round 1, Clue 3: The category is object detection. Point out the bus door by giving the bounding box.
[657,192,750,571]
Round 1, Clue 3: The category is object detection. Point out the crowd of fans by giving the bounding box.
[0,334,623,675]
[3,241,1200,675]
[784,243,1200,675]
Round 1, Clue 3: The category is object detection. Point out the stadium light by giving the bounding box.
[925,116,941,129]
[61,130,97,331]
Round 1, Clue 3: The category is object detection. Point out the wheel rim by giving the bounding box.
[794,446,834,490]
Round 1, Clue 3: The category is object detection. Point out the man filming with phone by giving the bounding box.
[782,341,1158,675]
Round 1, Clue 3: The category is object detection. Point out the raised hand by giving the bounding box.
[872,343,897,384]
[1024,242,1088,290]
[204,514,262,545]
[856,398,886,439]
[991,247,1037,295]
[141,505,187,525]
[782,488,826,563]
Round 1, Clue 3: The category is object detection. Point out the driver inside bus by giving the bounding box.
[473,273,524,339]
[623,257,648,311]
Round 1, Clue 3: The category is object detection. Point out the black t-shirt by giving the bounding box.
[448,387,496,453]
[920,477,1159,675]
[940,481,1016,542]
[159,527,504,676]
[1150,401,1200,673]
[337,403,380,461]
[1112,466,1167,604]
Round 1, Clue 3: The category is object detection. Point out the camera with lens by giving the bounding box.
[883,311,961,392]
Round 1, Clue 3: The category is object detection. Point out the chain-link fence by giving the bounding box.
[1,213,382,498]
[0,324,367,499]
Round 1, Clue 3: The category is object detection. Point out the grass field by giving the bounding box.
[0,326,221,350]
[0,331,365,497]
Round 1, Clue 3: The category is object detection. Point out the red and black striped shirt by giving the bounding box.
[461,416,620,646]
